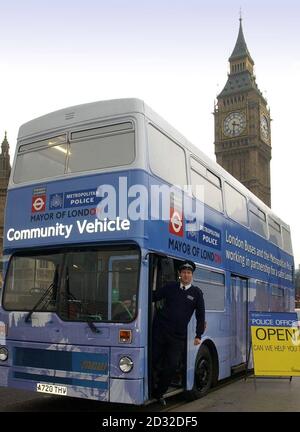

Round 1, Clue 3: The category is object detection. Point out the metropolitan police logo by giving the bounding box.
[49,193,63,210]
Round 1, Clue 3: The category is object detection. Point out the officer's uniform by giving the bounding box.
[152,261,205,400]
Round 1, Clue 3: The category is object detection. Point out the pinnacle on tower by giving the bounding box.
[1,131,9,156]
[229,17,254,64]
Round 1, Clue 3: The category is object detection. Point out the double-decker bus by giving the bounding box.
[0,99,294,405]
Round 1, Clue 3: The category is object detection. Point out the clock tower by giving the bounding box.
[214,18,271,207]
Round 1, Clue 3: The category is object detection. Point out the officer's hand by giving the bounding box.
[194,337,201,346]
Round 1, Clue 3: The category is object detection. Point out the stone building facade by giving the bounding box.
[214,19,272,207]
[0,132,11,282]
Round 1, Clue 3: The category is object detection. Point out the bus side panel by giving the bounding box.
[0,366,8,387]
[110,378,144,405]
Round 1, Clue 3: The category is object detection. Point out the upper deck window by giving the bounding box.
[70,122,132,140]
[224,182,248,226]
[249,201,268,238]
[190,158,223,212]
[18,135,67,153]
[68,122,135,173]
[282,226,293,254]
[268,216,282,248]
[13,122,135,184]
[148,124,187,186]
[14,135,68,183]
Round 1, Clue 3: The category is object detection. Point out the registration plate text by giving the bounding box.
[37,383,67,395]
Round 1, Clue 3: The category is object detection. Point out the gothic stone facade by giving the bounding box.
[214,19,272,207]
[0,133,11,260]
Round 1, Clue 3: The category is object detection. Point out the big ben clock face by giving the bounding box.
[260,114,269,141]
[223,112,246,137]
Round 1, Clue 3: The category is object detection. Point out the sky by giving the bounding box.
[0,0,300,266]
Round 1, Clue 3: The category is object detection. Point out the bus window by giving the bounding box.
[191,169,223,212]
[3,254,62,311]
[254,281,269,311]
[14,142,68,183]
[268,216,282,248]
[207,170,221,188]
[13,121,135,183]
[70,122,132,140]
[190,157,206,177]
[148,124,187,187]
[3,247,140,323]
[282,226,293,254]
[108,255,139,321]
[249,201,268,238]
[190,158,223,212]
[224,182,248,226]
[68,123,135,173]
[193,268,225,311]
[271,285,285,311]
[61,249,139,323]
[18,135,67,153]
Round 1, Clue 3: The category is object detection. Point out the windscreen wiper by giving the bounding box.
[25,266,59,323]
[87,319,100,334]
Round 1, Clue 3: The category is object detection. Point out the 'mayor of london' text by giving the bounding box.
[6,217,130,241]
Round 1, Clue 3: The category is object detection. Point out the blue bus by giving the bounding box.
[0,99,294,405]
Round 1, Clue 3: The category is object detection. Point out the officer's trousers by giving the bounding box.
[152,321,185,398]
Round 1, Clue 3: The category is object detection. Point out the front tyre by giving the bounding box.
[185,344,213,401]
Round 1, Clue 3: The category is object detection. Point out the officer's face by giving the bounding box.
[180,269,193,285]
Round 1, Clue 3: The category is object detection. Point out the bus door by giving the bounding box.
[148,255,184,396]
[230,275,249,368]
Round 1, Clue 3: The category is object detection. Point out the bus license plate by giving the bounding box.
[37,383,67,396]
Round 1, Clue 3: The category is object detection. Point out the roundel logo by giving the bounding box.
[169,207,184,237]
[32,195,46,213]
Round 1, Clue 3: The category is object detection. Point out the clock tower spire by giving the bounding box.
[214,18,272,207]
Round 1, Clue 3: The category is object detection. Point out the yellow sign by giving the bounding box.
[250,312,300,376]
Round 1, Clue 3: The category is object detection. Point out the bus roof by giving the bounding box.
[17,98,290,231]
[18,99,146,140]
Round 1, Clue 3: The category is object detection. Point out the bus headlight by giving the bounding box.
[0,346,8,361]
[119,356,133,373]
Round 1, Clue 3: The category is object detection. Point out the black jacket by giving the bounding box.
[153,281,205,339]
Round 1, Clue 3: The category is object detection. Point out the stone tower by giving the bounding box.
[214,18,271,207]
[0,132,11,256]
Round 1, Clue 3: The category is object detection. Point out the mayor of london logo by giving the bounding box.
[169,207,184,237]
[32,195,46,213]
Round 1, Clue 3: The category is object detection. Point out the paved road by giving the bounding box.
[173,376,300,412]
[0,387,177,412]
[1,376,300,412]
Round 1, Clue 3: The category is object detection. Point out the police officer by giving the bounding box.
[152,260,205,405]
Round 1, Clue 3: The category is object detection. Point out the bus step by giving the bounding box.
[146,388,183,406]
[231,363,247,374]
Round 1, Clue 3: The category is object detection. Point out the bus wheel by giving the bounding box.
[185,345,213,401]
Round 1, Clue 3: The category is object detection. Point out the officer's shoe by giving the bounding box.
[157,397,166,407]
[152,390,167,407]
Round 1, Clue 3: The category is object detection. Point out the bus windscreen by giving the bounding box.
[3,247,139,323]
